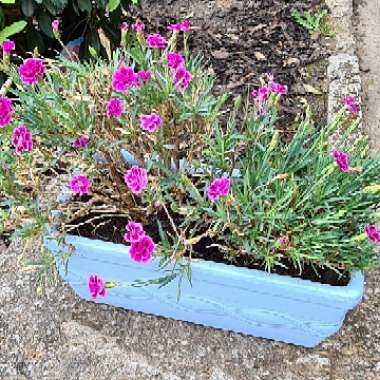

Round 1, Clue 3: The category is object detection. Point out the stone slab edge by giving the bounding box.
[326,0,362,126]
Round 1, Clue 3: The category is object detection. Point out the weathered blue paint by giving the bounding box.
[45,234,364,347]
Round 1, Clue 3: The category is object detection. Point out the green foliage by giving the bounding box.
[0,0,136,59]
[1,25,379,293]
[292,9,335,37]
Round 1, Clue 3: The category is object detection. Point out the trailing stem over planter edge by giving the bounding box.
[0,20,379,300]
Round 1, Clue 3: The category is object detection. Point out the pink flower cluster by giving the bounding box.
[2,40,15,56]
[331,150,350,173]
[0,96,13,127]
[164,52,192,92]
[19,58,45,85]
[124,166,148,194]
[365,225,380,243]
[112,66,151,92]
[72,135,89,148]
[207,177,231,202]
[269,81,288,95]
[124,222,155,263]
[344,96,360,114]
[88,275,106,301]
[146,34,167,49]
[12,125,33,155]
[106,98,124,118]
[70,175,91,195]
[140,113,162,132]
[168,20,192,32]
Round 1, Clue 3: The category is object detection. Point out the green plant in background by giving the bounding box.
[0,0,27,43]
[292,9,335,37]
[0,0,137,59]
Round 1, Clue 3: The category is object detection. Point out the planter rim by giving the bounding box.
[53,234,364,304]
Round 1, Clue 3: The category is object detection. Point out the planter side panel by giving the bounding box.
[45,235,364,348]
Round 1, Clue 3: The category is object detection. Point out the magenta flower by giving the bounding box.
[51,19,60,32]
[278,236,287,247]
[146,34,167,49]
[112,65,138,92]
[331,150,350,173]
[120,22,129,32]
[269,81,288,95]
[70,175,91,195]
[365,225,380,243]
[173,66,192,91]
[124,222,145,243]
[2,40,15,56]
[130,235,155,263]
[0,96,13,128]
[72,135,90,149]
[207,177,231,202]
[137,70,151,85]
[124,166,148,194]
[12,125,33,155]
[19,58,45,85]
[132,21,145,33]
[140,113,162,133]
[106,98,124,118]
[168,20,192,32]
[344,96,360,114]
[251,86,270,102]
[165,52,185,70]
[88,275,106,301]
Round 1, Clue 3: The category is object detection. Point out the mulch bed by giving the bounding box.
[131,0,330,123]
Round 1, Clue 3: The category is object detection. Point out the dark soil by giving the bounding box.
[130,0,330,124]
[69,213,349,286]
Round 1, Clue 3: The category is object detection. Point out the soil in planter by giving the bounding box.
[130,0,330,125]
[68,213,350,286]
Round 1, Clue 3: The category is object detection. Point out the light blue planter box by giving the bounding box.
[45,234,364,348]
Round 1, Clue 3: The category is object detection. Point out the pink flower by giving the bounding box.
[12,124,33,155]
[278,236,287,246]
[112,65,138,92]
[106,98,124,118]
[132,21,145,33]
[2,40,15,56]
[251,86,270,102]
[70,175,91,195]
[51,19,60,32]
[173,66,192,91]
[124,222,145,243]
[269,81,288,95]
[0,96,13,127]
[130,235,155,263]
[137,70,151,85]
[124,166,148,194]
[365,225,380,243]
[88,275,106,301]
[72,135,90,148]
[168,20,192,32]
[165,52,185,70]
[140,113,162,133]
[19,58,45,85]
[146,34,167,49]
[344,96,360,114]
[207,177,231,202]
[120,22,129,32]
[331,150,350,172]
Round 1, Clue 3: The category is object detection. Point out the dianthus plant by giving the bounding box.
[1,23,380,297]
